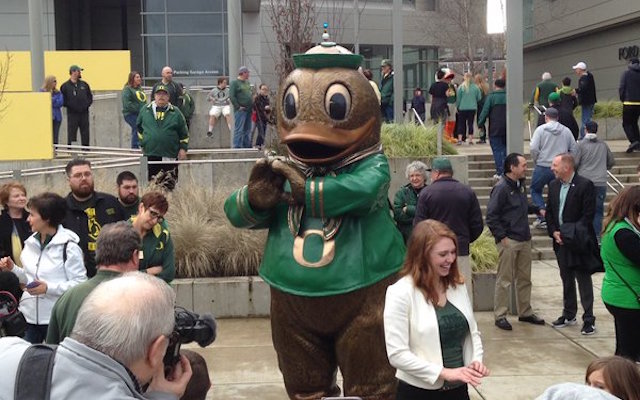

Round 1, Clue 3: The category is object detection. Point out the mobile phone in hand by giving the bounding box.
[26,281,41,289]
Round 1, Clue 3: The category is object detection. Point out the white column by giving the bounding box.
[29,0,45,91]
[506,0,524,153]
[392,0,403,123]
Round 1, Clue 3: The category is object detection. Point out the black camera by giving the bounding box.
[0,291,26,337]
[163,307,217,368]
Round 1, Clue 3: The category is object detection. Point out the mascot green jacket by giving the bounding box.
[225,30,405,400]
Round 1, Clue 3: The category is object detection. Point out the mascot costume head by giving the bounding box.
[225,26,405,399]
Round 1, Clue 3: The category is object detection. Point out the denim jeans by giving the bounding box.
[255,119,267,147]
[124,113,139,149]
[489,135,507,175]
[530,165,555,218]
[580,104,594,139]
[381,104,394,123]
[593,185,607,241]
[233,109,253,148]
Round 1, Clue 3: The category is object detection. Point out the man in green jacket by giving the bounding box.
[530,72,558,108]
[230,66,254,148]
[379,59,394,123]
[137,84,189,190]
[131,191,175,283]
[478,79,507,179]
[46,222,141,344]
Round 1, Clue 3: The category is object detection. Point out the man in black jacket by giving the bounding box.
[572,61,597,140]
[487,153,546,331]
[619,58,640,153]
[414,157,484,302]
[60,65,93,147]
[62,159,126,277]
[546,153,598,335]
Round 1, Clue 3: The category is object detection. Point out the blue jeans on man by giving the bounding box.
[489,135,507,175]
[233,108,253,148]
[531,165,555,220]
[580,104,594,140]
[381,104,394,123]
[124,113,139,149]
[593,185,607,242]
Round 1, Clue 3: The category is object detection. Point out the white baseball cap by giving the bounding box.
[572,61,587,70]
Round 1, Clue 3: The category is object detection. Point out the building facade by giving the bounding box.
[524,0,640,101]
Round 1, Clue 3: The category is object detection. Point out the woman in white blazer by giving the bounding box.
[0,193,86,343]
[384,219,489,399]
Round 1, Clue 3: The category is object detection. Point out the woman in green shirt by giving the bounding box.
[600,186,640,362]
[130,191,175,283]
[384,219,489,399]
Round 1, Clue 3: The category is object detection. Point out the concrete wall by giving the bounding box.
[0,0,56,50]
[524,21,640,102]
[523,0,640,102]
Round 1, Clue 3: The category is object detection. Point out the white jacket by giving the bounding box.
[383,275,483,390]
[13,225,87,325]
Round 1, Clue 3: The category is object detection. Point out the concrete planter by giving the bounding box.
[472,271,497,312]
[172,276,270,318]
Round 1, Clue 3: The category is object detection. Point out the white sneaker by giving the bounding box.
[532,219,547,229]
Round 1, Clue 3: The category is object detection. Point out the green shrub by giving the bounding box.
[470,228,498,272]
[381,123,458,157]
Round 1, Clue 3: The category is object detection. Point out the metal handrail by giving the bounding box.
[607,170,625,194]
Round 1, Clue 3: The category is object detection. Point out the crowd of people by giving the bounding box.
[5,55,640,399]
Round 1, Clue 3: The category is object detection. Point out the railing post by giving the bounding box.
[12,169,22,180]
[140,156,148,187]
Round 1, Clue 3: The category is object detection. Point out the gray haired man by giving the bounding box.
[46,221,142,344]
[0,272,192,399]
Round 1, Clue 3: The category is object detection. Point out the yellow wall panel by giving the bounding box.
[1,52,32,92]
[0,93,53,161]
[44,50,131,91]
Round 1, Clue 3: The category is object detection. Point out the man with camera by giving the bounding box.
[46,222,141,344]
[0,272,192,399]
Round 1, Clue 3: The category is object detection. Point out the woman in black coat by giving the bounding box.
[0,182,32,264]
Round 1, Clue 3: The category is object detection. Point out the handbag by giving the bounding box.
[0,290,27,337]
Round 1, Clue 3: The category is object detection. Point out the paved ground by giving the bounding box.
[185,259,615,400]
[182,139,634,399]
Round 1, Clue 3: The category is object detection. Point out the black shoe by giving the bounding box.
[207,131,213,138]
[626,141,640,153]
[495,318,513,331]
[518,314,545,325]
[551,316,577,328]
[581,323,596,335]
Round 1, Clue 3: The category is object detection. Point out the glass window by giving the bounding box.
[167,0,222,12]
[169,36,225,77]
[144,36,167,78]
[143,14,166,34]
[143,0,164,12]
[167,14,224,34]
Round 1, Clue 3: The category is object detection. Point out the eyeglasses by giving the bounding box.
[70,171,92,180]
[148,208,164,223]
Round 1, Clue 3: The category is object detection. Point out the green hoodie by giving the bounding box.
[122,85,147,116]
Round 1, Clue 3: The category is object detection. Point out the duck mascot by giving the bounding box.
[224,28,405,399]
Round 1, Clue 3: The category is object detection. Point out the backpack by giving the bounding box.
[15,344,57,400]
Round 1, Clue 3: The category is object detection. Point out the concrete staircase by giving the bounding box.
[467,151,639,260]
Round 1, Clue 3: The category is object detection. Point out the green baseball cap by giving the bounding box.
[548,92,560,103]
[155,85,169,93]
[429,157,453,172]
[69,65,83,73]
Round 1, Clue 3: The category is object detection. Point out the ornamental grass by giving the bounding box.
[470,228,499,273]
[381,123,458,157]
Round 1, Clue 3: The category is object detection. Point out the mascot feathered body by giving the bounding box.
[225,29,405,399]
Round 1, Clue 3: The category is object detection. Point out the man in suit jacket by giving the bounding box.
[545,153,597,335]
